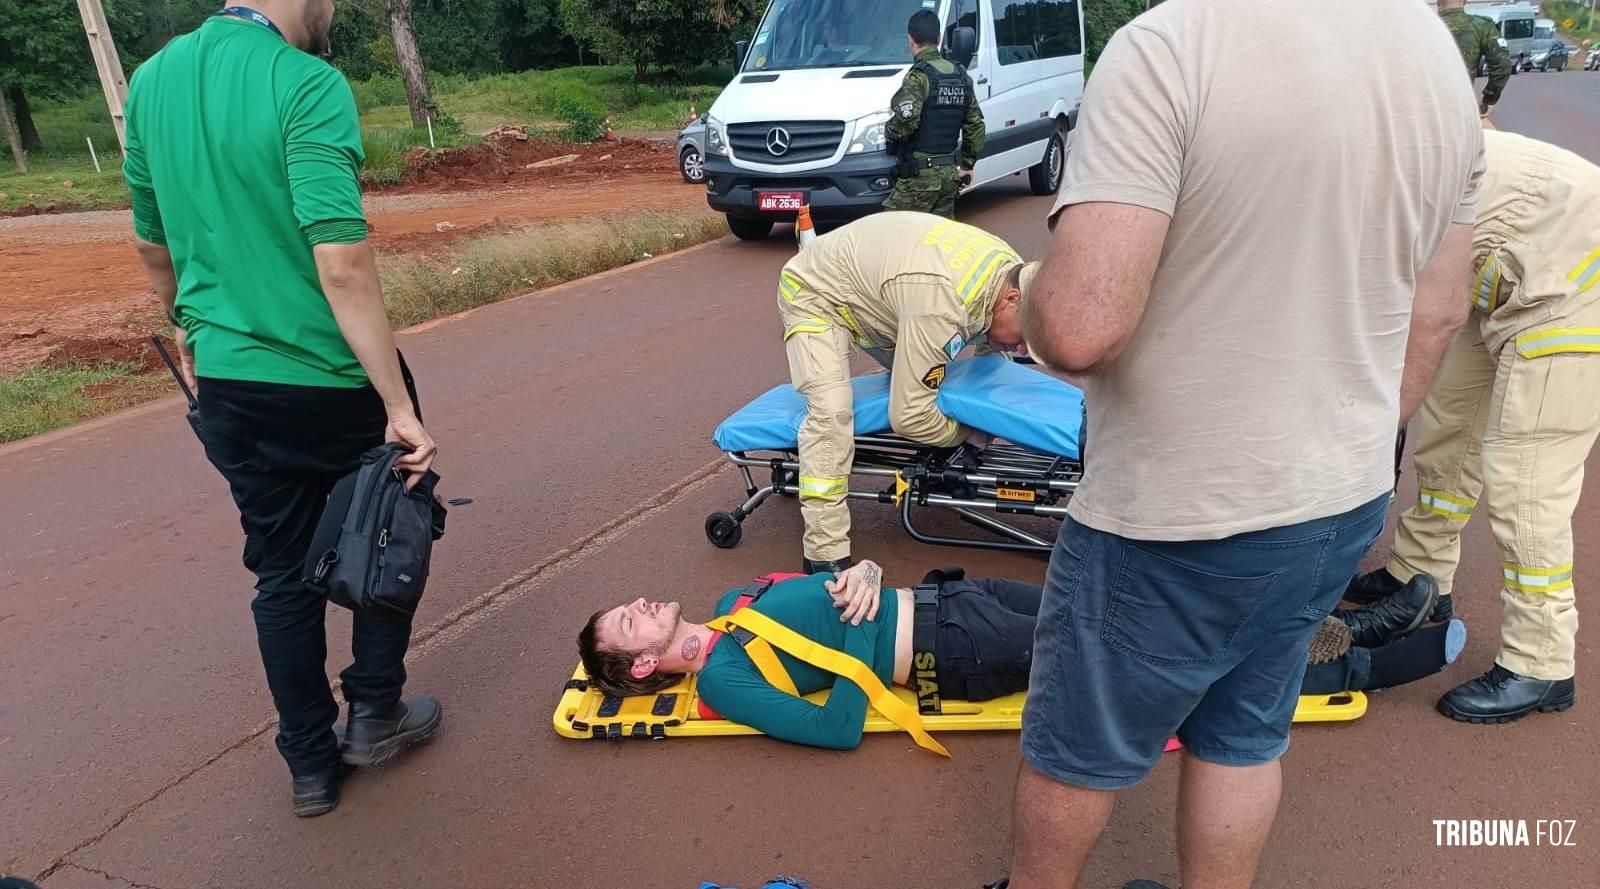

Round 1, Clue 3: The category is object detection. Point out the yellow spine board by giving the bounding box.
[552,665,1367,742]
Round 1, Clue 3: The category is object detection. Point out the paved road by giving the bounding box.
[4,73,1598,889]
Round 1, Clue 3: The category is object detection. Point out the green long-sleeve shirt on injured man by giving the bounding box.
[122,15,370,388]
[697,574,899,750]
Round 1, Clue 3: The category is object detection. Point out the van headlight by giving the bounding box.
[706,117,729,157]
[848,111,893,154]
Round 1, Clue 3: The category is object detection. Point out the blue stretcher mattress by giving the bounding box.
[712,355,1084,460]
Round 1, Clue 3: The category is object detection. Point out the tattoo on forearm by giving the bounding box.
[681,636,702,662]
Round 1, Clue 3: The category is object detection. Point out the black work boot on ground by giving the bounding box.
[1334,573,1439,648]
[291,766,341,817]
[1345,568,1451,623]
[802,556,853,575]
[1437,665,1575,724]
[341,695,443,768]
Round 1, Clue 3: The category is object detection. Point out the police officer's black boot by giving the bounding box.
[802,556,853,575]
[1333,573,1439,648]
[1437,665,1576,724]
[1345,567,1452,623]
[341,695,443,768]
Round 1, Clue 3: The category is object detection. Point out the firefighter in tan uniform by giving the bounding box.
[777,211,1039,573]
[1346,129,1600,723]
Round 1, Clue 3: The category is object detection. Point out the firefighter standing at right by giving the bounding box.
[1439,0,1512,117]
[1346,128,1600,724]
[882,9,985,219]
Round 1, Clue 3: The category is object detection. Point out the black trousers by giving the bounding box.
[932,578,1042,702]
[934,577,1452,701]
[197,377,411,777]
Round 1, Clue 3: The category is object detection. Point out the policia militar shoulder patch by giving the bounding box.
[921,364,947,389]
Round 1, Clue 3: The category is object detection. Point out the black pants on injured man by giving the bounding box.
[920,568,1464,705]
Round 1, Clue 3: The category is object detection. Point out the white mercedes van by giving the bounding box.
[702,0,1086,240]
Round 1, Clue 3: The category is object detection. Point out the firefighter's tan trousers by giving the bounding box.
[1388,316,1600,680]
[780,300,857,563]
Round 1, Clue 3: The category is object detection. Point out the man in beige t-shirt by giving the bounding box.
[996,1,1485,888]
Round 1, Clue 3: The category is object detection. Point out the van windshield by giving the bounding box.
[744,0,938,72]
[1535,25,1553,40]
[1503,18,1535,40]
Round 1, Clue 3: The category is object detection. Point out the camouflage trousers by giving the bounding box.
[883,165,961,219]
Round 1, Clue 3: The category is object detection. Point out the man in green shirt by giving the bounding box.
[883,9,985,219]
[124,1,441,818]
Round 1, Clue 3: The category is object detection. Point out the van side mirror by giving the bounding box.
[734,39,750,71]
[948,26,977,68]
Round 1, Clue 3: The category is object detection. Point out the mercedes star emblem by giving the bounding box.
[766,127,792,157]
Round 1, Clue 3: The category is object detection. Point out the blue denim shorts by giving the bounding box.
[1020,494,1389,790]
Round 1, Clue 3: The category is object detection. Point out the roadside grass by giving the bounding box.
[1548,1,1600,47]
[0,363,169,444]
[4,66,725,212]
[0,207,729,442]
[379,207,727,328]
[0,99,128,212]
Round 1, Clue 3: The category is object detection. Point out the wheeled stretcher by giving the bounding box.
[706,355,1085,554]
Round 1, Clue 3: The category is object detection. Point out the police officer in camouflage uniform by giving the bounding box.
[1439,0,1511,117]
[883,9,985,219]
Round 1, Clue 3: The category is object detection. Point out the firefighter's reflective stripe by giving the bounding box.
[1502,562,1575,595]
[1419,488,1476,519]
[956,246,1016,307]
[780,273,803,302]
[1514,328,1600,358]
[798,475,848,498]
[836,305,873,349]
[1567,246,1600,294]
[1473,255,1502,312]
[784,318,832,340]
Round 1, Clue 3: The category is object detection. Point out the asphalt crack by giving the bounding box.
[53,862,178,889]
[32,456,730,882]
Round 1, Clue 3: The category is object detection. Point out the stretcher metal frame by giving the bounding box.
[704,432,1082,555]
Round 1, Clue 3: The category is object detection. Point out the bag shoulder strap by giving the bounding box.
[705,608,950,757]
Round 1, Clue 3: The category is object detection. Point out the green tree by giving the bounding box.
[1085,0,1151,66]
[559,0,759,80]
[0,0,130,150]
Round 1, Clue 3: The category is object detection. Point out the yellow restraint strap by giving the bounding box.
[706,609,951,757]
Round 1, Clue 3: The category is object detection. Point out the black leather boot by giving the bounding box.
[1334,573,1439,648]
[1437,665,1575,724]
[1344,568,1451,622]
[341,695,443,768]
[291,766,341,817]
[802,556,853,575]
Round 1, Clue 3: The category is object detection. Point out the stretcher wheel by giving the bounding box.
[705,512,743,549]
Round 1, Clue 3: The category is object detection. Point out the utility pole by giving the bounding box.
[76,0,129,151]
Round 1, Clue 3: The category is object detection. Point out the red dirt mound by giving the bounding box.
[0,200,105,220]
[373,135,675,194]
[41,335,169,374]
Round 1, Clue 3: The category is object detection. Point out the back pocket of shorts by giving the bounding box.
[1101,543,1279,668]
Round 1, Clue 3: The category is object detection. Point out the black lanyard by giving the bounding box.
[216,6,285,41]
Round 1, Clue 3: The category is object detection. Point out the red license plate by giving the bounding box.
[757,191,805,212]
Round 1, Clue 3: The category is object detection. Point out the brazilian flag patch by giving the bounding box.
[921,364,947,389]
[943,331,967,359]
